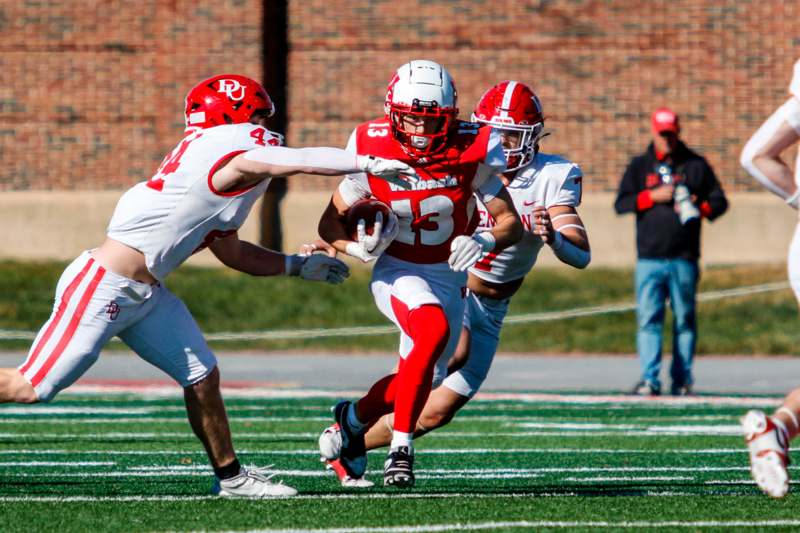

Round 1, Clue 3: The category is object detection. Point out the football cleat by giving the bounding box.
[327,401,367,478]
[384,446,415,488]
[318,423,343,461]
[211,465,297,498]
[326,458,375,488]
[741,409,791,498]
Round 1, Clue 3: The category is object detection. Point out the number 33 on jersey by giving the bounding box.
[338,118,507,264]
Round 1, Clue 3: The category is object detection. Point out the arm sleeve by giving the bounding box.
[337,129,372,207]
[614,159,642,214]
[243,145,360,171]
[699,161,728,221]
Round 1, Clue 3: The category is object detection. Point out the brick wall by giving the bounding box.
[1,0,798,193]
[287,0,800,192]
[0,0,262,190]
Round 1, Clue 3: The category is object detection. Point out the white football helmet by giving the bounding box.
[384,60,458,157]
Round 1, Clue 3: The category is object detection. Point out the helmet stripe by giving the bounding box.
[500,80,518,112]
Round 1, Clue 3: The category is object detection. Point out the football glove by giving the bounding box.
[356,155,418,190]
[448,232,495,272]
[285,254,350,284]
[345,211,399,263]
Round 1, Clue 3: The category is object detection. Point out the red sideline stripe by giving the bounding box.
[19,258,96,375]
[30,266,106,387]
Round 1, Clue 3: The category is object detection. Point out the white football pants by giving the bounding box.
[19,251,217,402]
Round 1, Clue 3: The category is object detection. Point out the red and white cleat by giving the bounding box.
[326,458,374,488]
[318,423,342,461]
[741,409,791,498]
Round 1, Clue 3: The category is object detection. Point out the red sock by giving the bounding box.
[392,302,450,434]
[355,371,398,424]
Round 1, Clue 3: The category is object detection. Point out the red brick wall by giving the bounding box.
[0,0,262,190]
[287,0,800,192]
[2,0,798,193]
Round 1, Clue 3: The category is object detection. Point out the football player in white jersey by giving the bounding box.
[0,74,416,498]
[321,81,591,487]
[740,59,800,498]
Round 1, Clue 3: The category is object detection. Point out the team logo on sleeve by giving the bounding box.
[217,79,246,101]
[105,301,120,321]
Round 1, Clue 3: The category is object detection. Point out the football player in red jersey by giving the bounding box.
[316,60,523,488]
[322,81,591,488]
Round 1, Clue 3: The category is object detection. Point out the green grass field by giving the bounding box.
[1,391,798,532]
[1,260,799,354]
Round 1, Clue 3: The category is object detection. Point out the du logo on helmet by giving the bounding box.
[217,79,246,101]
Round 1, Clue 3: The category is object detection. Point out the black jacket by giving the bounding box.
[614,141,728,260]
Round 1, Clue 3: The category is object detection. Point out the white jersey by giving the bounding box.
[791,59,800,100]
[107,123,281,280]
[470,152,583,284]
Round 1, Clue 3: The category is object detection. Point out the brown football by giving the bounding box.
[345,199,392,240]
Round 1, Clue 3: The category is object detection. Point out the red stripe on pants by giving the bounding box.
[19,258,96,375]
[30,266,106,387]
[392,304,450,433]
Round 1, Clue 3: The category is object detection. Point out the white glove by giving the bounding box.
[357,155,418,190]
[285,254,350,284]
[345,211,399,263]
[448,233,496,272]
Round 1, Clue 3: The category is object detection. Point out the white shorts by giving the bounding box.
[18,252,217,402]
[370,254,467,388]
[442,291,510,398]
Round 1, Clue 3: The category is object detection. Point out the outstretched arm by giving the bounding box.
[211,147,417,195]
[209,232,349,284]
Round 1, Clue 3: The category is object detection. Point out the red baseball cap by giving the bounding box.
[651,107,680,134]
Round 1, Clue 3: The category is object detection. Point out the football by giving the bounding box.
[345,198,392,240]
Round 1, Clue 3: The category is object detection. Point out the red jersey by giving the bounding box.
[338,118,506,263]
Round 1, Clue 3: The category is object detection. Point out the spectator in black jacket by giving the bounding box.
[614,107,728,396]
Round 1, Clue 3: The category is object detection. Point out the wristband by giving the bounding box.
[550,231,590,268]
[473,231,496,252]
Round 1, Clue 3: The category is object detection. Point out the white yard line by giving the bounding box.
[0,427,748,439]
[207,520,800,532]
[28,387,782,406]
[0,490,744,503]
[0,465,752,478]
[0,461,114,467]
[0,447,755,456]
[562,476,694,482]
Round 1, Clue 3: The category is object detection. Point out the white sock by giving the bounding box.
[346,403,365,433]
[773,416,791,446]
[390,431,414,451]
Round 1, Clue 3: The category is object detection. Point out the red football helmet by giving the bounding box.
[384,60,458,157]
[472,81,545,171]
[184,74,274,131]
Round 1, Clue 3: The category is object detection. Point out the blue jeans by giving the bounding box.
[635,258,698,389]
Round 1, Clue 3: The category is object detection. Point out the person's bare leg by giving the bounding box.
[773,387,800,441]
[364,386,470,450]
[183,366,236,469]
[0,369,38,403]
